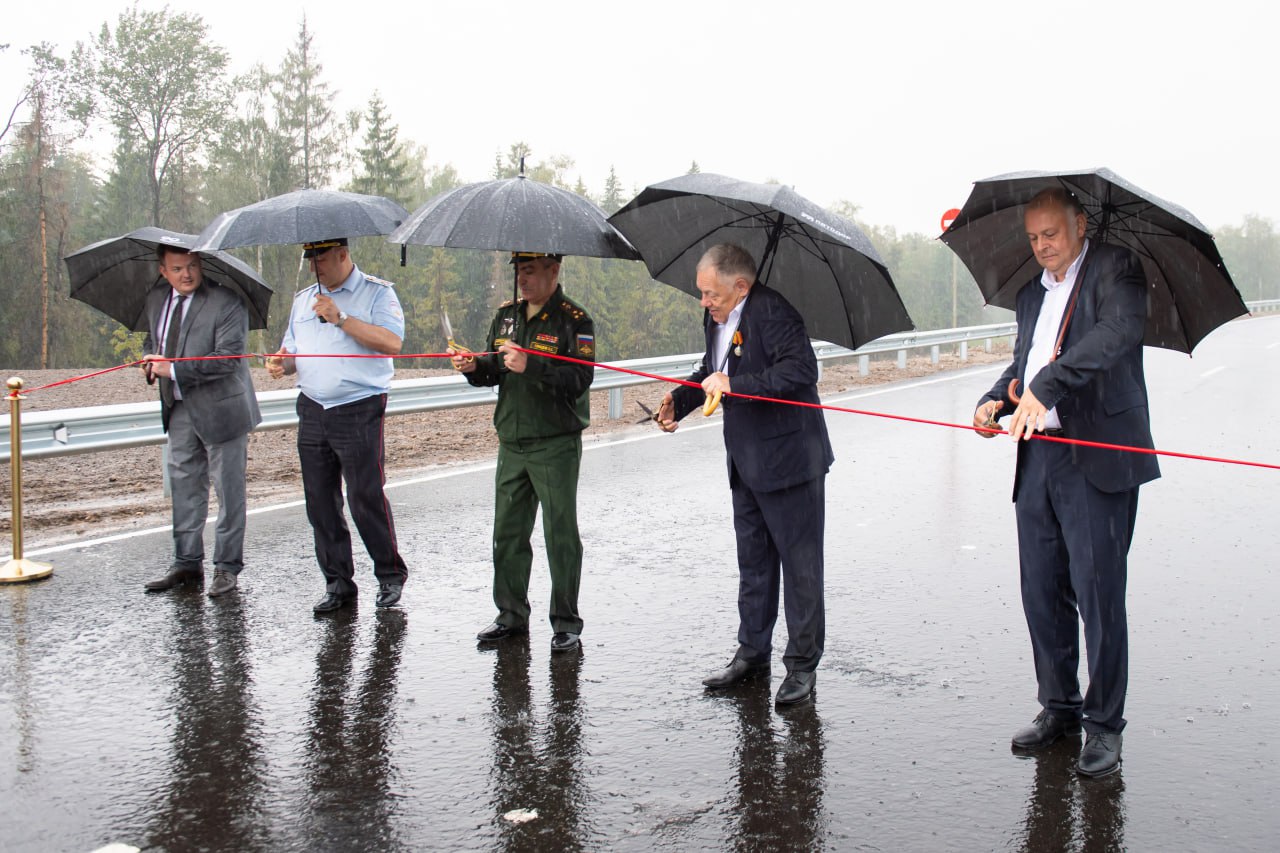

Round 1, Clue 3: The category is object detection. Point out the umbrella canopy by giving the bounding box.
[608,173,913,351]
[940,167,1248,353]
[389,174,640,260]
[192,189,409,251]
[65,226,274,331]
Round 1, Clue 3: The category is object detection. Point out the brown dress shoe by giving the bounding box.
[144,566,203,592]
[207,571,238,598]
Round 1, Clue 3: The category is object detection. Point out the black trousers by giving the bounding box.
[730,468,826,673]
[297,393,407,595]
[1015,439,1139,734]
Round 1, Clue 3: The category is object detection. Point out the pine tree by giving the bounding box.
[350,92,410,205]
[274,16,343,189]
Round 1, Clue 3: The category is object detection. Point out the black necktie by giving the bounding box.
[160,294,186,409]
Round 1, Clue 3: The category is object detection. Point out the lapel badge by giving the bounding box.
[732,330,743,357]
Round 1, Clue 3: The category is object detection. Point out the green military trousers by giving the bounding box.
[492,432,584,634]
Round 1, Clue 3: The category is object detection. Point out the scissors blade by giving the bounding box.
[440,310,455,348]
[636,400,656,424]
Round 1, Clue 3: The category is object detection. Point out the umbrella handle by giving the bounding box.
[703,390,722,416]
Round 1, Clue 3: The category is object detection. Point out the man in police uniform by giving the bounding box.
[452,251,595,652]
[267,238,410,613]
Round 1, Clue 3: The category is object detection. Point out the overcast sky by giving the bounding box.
[4,0,1275,235]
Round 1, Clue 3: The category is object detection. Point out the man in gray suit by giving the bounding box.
[141,245,262,597]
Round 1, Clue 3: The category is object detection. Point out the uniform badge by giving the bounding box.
[577,333,595,357]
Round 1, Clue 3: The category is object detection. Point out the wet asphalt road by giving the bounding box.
[2,316,1278,852]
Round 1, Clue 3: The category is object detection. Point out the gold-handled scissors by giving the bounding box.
[702,390,723,416]
[442,310,475,370]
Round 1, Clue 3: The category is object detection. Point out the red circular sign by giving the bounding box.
[940,207,961,233]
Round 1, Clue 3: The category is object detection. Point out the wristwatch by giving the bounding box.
[336,310,349,328]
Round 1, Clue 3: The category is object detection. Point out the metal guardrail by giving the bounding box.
[3,323,1017,461]
[6,302,1273,461]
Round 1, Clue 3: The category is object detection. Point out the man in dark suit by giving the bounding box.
[141,245,262,597]
[973,188,1160,777]
[656,243,834,706]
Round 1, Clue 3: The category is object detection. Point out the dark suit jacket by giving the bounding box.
[981,241,1160,498]
[672,283,834,493]
[144,278,262,445]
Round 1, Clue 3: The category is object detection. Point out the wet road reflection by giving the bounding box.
[728,683,825,850]
[146,594,266,852]
[485,638,587,851]
[1015,739,1126,852]
[301,609,407,850]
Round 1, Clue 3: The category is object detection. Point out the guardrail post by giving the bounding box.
[930,345,940,365]
[985,337,993,353]
[959,340,968,361]
[608,387,622,420]
[2,377,53,584]
[897,349,907,370]
[858,355,869,376]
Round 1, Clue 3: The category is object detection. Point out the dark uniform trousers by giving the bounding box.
[730,465,826,673]
[492,432,584,635]
[1016,438,1138,734]
[297,393,408,596]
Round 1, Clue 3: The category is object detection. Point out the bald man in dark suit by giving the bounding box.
[974,188,1160,777]
[657,243,834,707]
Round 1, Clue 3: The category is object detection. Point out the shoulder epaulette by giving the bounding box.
[499,299,515,308]
[364,273,395,287]
[293,283,320,301]
[560,299,586,321]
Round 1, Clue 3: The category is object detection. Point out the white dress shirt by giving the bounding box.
[159,288,192,398]
[712,294,749,377]
[1024,239,1090,429]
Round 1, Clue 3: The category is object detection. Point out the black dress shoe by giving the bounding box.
[1077,731,1122,777]
[702,657,770,689]
[775,670,816,705]
[144,566,203,592]
[550,632,580,652]
[476,622,529,641]
[313,592,355,614]
[207,571,238,598]
[375,583,403,608]
[1012,710,1083,750]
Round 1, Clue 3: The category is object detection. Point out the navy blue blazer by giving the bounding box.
[673,283,834,493]
[981,241,1161,498]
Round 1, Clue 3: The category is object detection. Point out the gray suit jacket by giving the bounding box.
[143,278,262,445]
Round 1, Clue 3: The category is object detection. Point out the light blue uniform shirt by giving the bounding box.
[281,265,405,408]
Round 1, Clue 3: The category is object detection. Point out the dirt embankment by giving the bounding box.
[1,349,1006,550]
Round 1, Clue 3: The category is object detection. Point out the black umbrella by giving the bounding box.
[65,226,274,331]
[192,188,409,251]
[389,171,640,260]
[940,167,1248,353]
[608,172,913,351]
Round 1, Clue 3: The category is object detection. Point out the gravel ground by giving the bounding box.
[1,349,1006,550]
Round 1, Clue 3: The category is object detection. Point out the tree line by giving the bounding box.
[2,7,1276,371]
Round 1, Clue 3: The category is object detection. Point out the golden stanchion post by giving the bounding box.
[2,376,53,583]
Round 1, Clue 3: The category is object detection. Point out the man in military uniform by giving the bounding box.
[266,237,410,613]
[452,251,595,652]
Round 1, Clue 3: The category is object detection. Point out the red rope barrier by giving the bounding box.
[14,346,1279,472]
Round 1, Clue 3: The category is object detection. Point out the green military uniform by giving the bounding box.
[466,284,595,634]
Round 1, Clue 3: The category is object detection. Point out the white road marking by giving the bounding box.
[1200,366,1228,379]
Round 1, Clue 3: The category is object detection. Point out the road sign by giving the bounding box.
[940,207,961,233]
